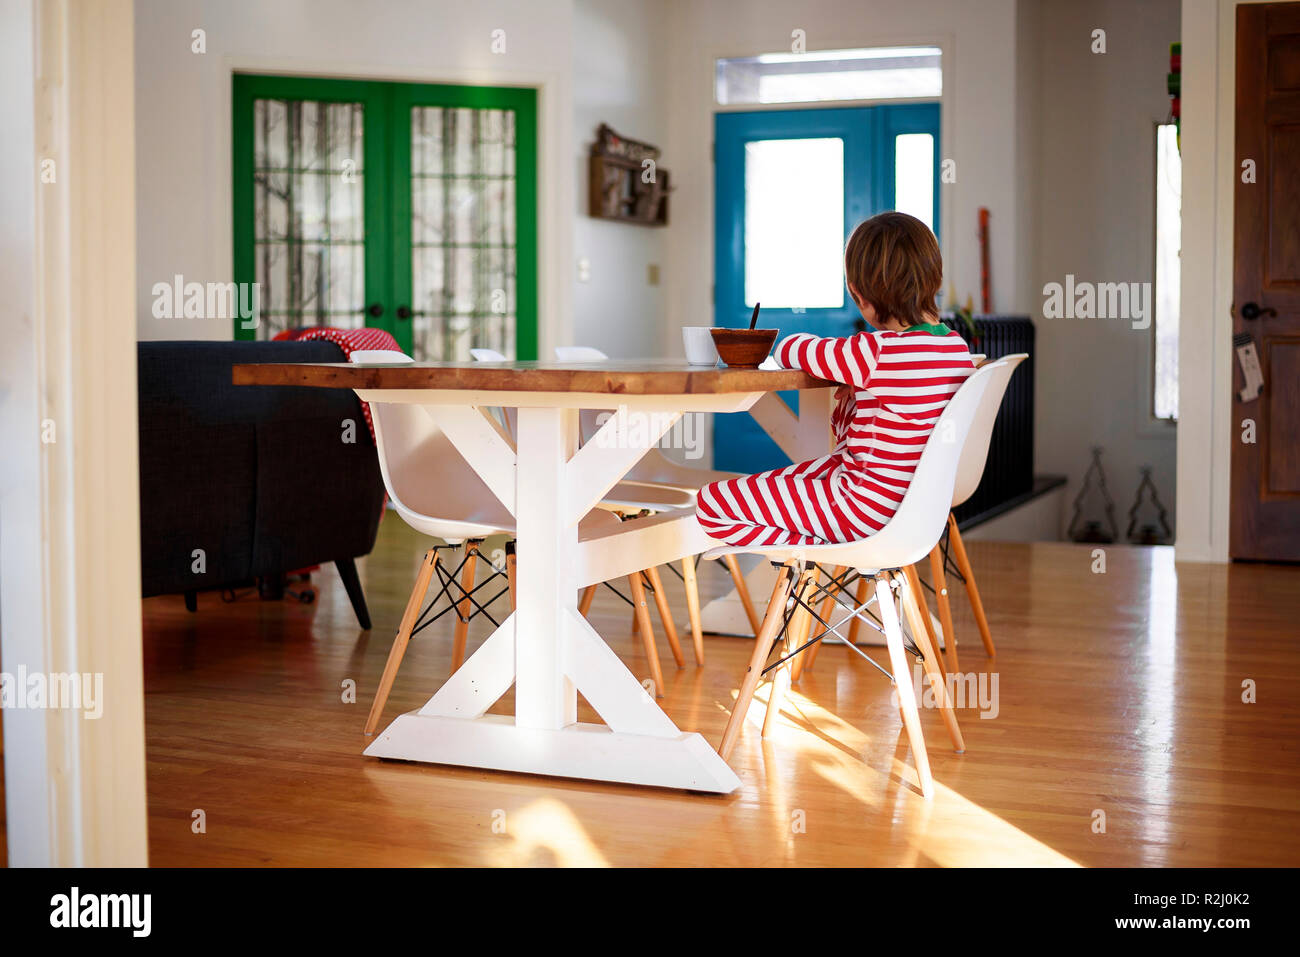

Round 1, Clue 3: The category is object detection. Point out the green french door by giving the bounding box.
[232,74,537,359]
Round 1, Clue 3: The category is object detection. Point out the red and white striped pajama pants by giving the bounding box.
[695,453,886,548]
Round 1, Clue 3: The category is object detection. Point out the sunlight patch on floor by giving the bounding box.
[483,797,611,867]
[759,686,1081,867]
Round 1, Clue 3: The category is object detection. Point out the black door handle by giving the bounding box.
[366,302,384,318]
[1240,301,1276,321]
[396,305,412,320]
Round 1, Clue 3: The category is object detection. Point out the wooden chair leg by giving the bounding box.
[644,566,686,669]
[948,513,995,656]
[902,564,945,679]
[763,568,816,736]
[803,565,845,673]
[788,567,817,684]
[897,570,965,754]
[681,556,705,666]
[928,545,959,673]
[847,575,870,644]
[723,554,762,635]
[719,565,797,761]
[364,549,438,735]
[628,572,665,697]
[450,542,479,673]
[876,575,934,798]
[578,584,597,618]
[506,543,517,611]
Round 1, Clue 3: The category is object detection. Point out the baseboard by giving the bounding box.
[959,475,1067,543]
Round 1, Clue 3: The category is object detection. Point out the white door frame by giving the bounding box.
[0,0,149,865]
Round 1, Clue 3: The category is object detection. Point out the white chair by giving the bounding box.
[552,345,766,641]
[923,354,1029,668]
[352,350,683,735]
[554,345,609,362]
[467,346,703,663]
[706,361,1003,798]
[811,353,1027,676]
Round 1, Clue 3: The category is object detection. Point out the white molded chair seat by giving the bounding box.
[553,346,742,492]
[554,345,609,362]
[465,348,696,512]
[952,354,1027,508]
[542,345,763,638]
[350,349,622,540]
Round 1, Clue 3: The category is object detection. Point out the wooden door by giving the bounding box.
[1232,2,1300,561]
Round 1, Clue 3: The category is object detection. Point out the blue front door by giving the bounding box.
[712,103,940,472]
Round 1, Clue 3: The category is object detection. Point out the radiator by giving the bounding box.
[948,314,1036,524]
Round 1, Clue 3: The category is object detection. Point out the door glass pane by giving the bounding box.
[1154,123,1181,421]
[894,132,935,231]
[252,99,365,338]
[743,137,844,308]
[410,106,518,360]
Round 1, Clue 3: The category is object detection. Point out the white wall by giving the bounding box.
[1031,0,1181,537]
[571,0,669,357]
[134,0,577,354]
[1014,0,1042,317]
[660,0,1029,345]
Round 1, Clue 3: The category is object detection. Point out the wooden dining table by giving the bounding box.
[234,358,836,793]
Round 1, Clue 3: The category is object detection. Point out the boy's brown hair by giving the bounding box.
[844,211,943,327]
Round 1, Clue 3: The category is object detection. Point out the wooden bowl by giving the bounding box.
[710,328,778,368]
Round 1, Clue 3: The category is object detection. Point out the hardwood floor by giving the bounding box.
[9,514,1300,866]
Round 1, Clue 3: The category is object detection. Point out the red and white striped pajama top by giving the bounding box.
[695,323,976,547]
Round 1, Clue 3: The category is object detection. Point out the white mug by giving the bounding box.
[682,326,719,366]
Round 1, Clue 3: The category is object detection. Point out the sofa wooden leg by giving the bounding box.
[335,557,371,630]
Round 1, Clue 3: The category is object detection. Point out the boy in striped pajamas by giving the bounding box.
[696,211,976,547]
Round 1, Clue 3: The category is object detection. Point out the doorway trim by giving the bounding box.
[1,0,149,866]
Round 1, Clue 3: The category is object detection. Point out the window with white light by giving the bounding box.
[1153,123,1180,422]
[716,46,942,106]
[743,137,845,308]
[894,133,935,232]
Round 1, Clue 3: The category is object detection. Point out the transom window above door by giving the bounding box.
[716,46,943,105]
[233,75,537,360]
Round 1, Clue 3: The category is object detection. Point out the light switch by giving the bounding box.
[647,263,660,286]
[577,257,591,283]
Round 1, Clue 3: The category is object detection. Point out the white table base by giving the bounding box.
[364,613,739,791]
[358,394,761,793]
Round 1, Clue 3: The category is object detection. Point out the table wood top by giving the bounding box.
[232,359,836,395]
